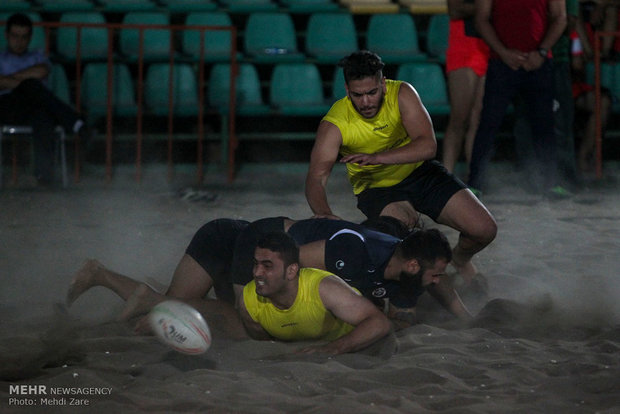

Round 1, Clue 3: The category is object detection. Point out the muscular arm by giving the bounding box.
[339,83,437,166]
[305,121,343,219]
[475,0,528,70]
[299,276,391,355]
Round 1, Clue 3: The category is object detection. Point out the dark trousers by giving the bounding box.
[0,78,80,181]
[468,58,558,190]
[513,61,577,185]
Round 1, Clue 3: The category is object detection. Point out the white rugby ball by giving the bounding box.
[148,300,212,355]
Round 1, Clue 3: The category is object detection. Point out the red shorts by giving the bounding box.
[445,19,490,77]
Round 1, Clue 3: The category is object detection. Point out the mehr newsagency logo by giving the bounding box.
[8,384,112,407]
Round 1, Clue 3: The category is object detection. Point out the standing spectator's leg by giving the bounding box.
[468,60,517,191]
[553,61,577,185]
[522,60,557,192]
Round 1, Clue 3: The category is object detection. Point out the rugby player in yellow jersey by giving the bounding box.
[238,232,391,355]
[305,50,497,289]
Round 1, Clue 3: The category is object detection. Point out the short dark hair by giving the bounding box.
[256,231,299,267]
[338,50,385,84]
[395,228,452,270]
[6,13,33,35]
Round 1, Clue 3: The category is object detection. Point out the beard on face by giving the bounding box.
[399,268,425,292]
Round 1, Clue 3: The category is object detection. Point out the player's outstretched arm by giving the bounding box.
[299,276,391,355]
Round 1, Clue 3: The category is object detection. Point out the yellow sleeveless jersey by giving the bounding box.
[323,79,423,194]
[243,268,355,342]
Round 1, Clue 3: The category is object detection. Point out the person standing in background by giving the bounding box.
[513,0,580,190]
[442,0,490,183]
[468,0,569,197]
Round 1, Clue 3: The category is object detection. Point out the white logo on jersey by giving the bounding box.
[335,260,345,270]
[372,287,387,298]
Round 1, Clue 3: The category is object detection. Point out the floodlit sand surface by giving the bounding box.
[1,162,619,413]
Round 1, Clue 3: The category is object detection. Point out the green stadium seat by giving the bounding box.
[331,66,346,102]
[218,0,278,13]
[98,0,157,12]
[366,14,427,63]
[396,62,450,115]
[244,13,305,63]
[36,0,96,12]
[182,12,241,62]
[120,12,172,62]
[0,0,31,12]
[144,63,198,116]
[56,12,109,61]
[280,0,339,13]
[305,13,358,64]
[158,0,218,12]
[269,63,330,115]
[208,63,270,115]
[80,63,137,119]
[48,64,71,105]
[426,13,449,63]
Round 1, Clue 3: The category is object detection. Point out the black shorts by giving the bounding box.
[356,160,466,221]
[230,217,288,285]
[185,219,249,302]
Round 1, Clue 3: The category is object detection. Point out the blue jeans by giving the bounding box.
[468,58,558,190]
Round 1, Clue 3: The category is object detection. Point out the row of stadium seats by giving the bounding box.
[1,11,450,64]
[1,0,447,14]
[48,60,450,120]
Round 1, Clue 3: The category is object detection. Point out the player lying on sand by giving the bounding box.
[69,231,391,355]
[68,217,469,335]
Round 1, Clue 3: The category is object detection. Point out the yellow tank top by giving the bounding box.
[323,79,423,194]
[243,268,355,341]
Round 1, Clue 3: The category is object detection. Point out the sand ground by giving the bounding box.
[1,160,619,413]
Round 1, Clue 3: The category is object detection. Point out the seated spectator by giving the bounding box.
[0,13,89,186]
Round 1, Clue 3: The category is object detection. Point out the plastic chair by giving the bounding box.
[144,63,198,116]
[208,63,270,115]
[305,13,358,64]
[35,0,96,12]
[366,14,427,63]
[48,63,71,105]
[56,12,108,61]
[426,13,449,63]
[243,13,305,63]
[120,12,172,61]
[331,66,346,102]
[158,0,218,12]
[0,125,68,188]
[80,63,137,119]
[218,0,278,13]
[269,63,330,115]
[0,0,31,12]
[182,12,240,62]
[0,12,46,53]
[280,0,339,13]
[98,0,157,11]
[396,62,450,115]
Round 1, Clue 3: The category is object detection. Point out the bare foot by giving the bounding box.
[119,283,163,321]
[66,259,105,306]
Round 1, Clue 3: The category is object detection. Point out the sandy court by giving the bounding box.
[1,161,619,413]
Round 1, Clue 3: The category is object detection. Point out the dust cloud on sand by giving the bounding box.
[1,162,619,413]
